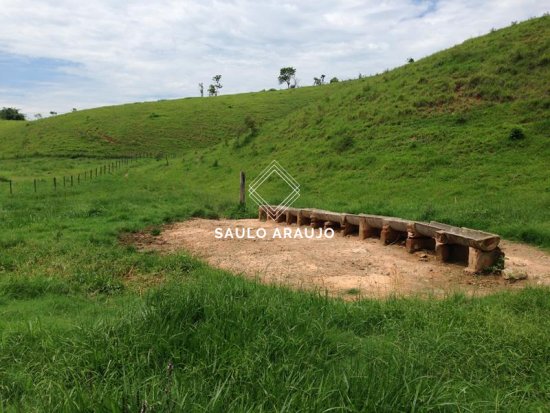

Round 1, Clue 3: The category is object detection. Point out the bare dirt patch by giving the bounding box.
[132,219,550,299]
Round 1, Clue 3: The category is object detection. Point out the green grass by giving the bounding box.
[0,86,337,158]
[0,156,548,411]
[0,16,549,411]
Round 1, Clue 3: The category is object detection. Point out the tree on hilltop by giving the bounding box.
[208,75,223,97]
[278,67,296,89]
[0,107,25,120]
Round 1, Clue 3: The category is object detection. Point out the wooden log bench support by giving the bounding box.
[406,222,436,253]
[258,205,269,221]
[380,218,410,245]
[360,214,385,239]
[297,209,313,226]
[433,223,502,272]
[468,247,504,273]
[342,214,360,236]
[285,207,299,225]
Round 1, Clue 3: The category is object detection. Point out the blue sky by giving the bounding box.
[0,0,548,117]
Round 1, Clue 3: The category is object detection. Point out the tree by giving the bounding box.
[330,77,339,84]
[208,84,217,97]
[72,108,77,112]
[207,75,223,97]
[34,113,42,120]
[0,107,25,120]
[212,75,222,89]
[278,67,296,88]
[313,74,326,86]
[49,111,57,116]
[407,57,415,63]
[198,82,204,97]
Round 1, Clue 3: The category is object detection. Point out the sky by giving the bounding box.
[0,0,548,117]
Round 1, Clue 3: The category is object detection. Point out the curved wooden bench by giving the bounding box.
[258,206,504,273]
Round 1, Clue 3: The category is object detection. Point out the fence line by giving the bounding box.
[1,153,177,196]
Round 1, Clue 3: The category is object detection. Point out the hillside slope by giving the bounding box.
[0,85,345,157]
[183,16,550,246]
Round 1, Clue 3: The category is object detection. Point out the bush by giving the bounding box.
[329,77,339,84]
[0,107,25,121]
[509,127,525,140]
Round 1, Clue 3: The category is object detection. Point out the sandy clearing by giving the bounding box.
[132,219,550,299]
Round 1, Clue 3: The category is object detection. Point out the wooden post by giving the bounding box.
[53,177,57,191]
[9,180,12,195]
[239,171,246,205]
[71,176,73,186]
[380,224,400,245]
[34,179,37,193]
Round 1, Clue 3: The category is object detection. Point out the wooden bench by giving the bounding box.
[258,206,503,273]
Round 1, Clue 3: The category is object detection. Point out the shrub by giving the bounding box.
[509,127,525,141]
[0,107,25,121]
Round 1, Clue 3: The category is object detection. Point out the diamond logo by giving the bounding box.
[249,160,300,221]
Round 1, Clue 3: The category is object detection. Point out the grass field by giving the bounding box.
[0,16,549,412]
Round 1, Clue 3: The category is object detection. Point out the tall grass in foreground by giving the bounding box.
[1,267,549,412]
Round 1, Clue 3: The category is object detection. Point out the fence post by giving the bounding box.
[54,177,57,191]
[34,179,37,193]
[9,180,12,195]
[71,176,73,186]
[239,171,246,206]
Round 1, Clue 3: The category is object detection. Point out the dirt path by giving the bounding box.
[133,219,550,299]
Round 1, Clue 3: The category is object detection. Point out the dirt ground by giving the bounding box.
[132,218,550,299]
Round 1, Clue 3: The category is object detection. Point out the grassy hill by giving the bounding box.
[1,17,549,247]
[0,16,549,411]
[0,86,341,157]
[184,16,550,247]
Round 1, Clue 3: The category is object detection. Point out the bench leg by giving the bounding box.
[258,206,267,221]
[380,224,400,245]
[435,242,450,262]
[297,212,310,226]
[358,218,379,240]
[467,247,504,273]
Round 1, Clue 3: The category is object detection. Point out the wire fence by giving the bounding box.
[0,153,176,196]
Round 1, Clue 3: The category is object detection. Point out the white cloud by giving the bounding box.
[0,0,547,115]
